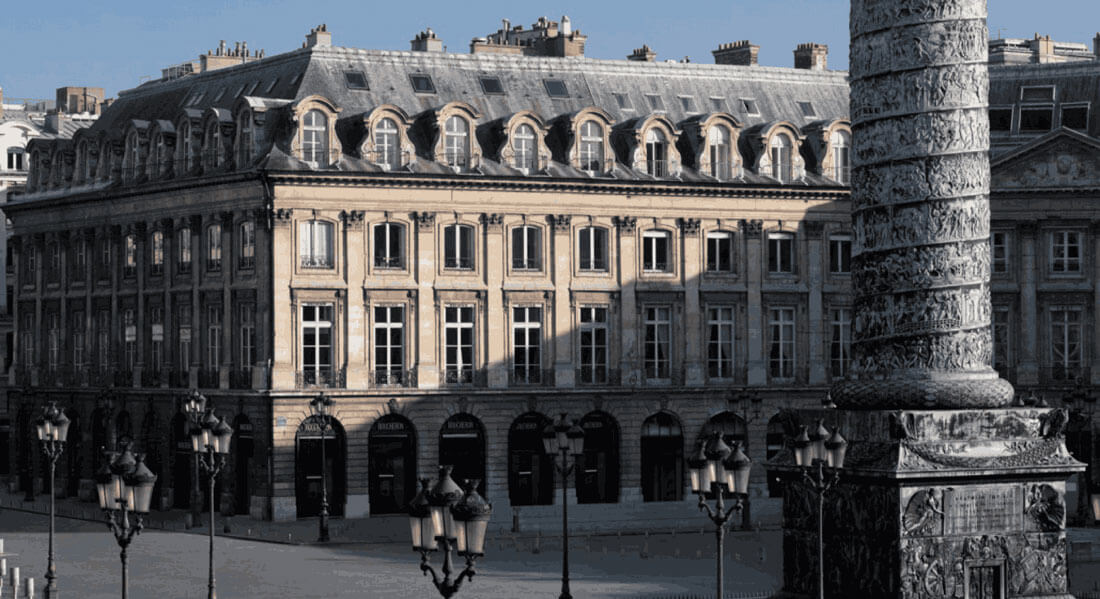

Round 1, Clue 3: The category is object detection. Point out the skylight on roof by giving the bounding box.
[410,74,436,94]
[212,88,226,103]
[189,91,206,106]
[613,92,633,111]
[710,97,727,112]
[246,81,261,95]
[543,79,569,98]
[740,98,759,116]
[265,78,279,94]
[479,76,504,95]
[344,71,369,90]
[645,94,664,111]
[679,96,696,113]
[798,101,816,118]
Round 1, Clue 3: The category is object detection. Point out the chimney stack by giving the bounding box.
[628,45,656,62]
[305,24,331,48]
[0,86,4,120]
[1094,32,1100,60]
[794,43,828,70]
[1029,33,1055,63]
[713,40,759,66]
[411,28,443,52]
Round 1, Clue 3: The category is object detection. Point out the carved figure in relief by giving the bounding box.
[1025,484,1066,532]
[1039,408,1069,439]
[903,488,945,536]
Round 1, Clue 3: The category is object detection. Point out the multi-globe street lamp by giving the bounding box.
[791,420,848,599]
[184,389,208,524]
[309,392,334,542]
[35,402,71,599]
[687,431,752,599]
[95,444,157,599]
[189,394,234,599]
[408,466,492,598]
[541,413,584,599]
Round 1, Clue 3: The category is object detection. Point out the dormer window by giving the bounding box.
[202,122,219,171]
[513,124,536,173]
[444,116,470,171]
[645,129,668,177]
[179,121,195,173]
[829,130,850,184]
[770,134,793,183]
[237,111,253,167]
[579,120,604,173]
[302,110,329,167]
[153,134,170,178]
[125,132,141,182]
[708,126,732,180]
[374,117,400,170]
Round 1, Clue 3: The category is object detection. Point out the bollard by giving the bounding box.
[640,531,649,559]
[10,567,18,599]
[532,530,541,554]
[23,577,32,599]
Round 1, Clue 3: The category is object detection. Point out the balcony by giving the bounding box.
[370,368,417,388]
[238,256,255,270]
[296,367,346,389]
[206,258,222,273]
[229,368,252,390]
[1040,366,1090,386]
[141,367,165,388]
[443,256,474,270]
[197,368,220,389]
[168,368,189,388]
[509,368,554,387]
[440,368,486,387]
[113,369,134,387]
[374,256,404,269]
[300,255,334,269]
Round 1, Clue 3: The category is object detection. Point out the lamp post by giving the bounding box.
[95,444,157,599]
[727,389,764,529]
[791,420,848,599]
[408,466,492,598]
[184,389,207,524]
[309,392,334,542]
[190,405,233,599]
[541,413,584,599]
[687,432,752,599]
[35,402,71,599]
[1063,378,1097,525]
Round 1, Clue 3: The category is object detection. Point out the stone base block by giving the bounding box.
[271,496,297,522]
[346,494,370,518]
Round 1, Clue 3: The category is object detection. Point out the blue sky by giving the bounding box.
[2,0,1098,99]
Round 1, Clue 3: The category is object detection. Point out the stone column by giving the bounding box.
[220,211,233,389]
[805,222,827,385]
[614,217,639,385]
[1091,222,1100,385]
[550,215,575,388]
[482,213,507,389]
[413,212,439,389]
[342,210,367,389]
[269,209,295,389]
[680,218,704,386]
[742,220,765,385]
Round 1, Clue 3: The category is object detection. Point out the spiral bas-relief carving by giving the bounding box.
[835,0,1013,409]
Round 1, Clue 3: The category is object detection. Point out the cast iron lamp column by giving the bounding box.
[35,402,71,599]
[687,432,752,599]
[541,414,584,599]
[95,445,157,599]
[408,466,493,598]
[191,408,234,599]
[791,422,848,599]
[309,392,334,542]
[184,389,207,524]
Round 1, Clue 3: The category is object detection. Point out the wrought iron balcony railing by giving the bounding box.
[229,368,252,390]
[370,368,417,388]
[440,368,486,387]
[197,368,220,389]
[296,367,346,389]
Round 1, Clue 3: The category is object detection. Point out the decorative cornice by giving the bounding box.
[740,219,764,238]
[678,218,701,236]
[341,209,366,230]
[613,216,637,234]
[413,211,436,231]
[480,213,504,231]
[549,214,572,233]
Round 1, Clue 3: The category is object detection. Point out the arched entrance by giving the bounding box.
[577,411,620,504]
[170,412,192,509]
[232,414,254,515]
[115,409,133,447]
[701,411,748,452]
[368,414,417,514]
[507,412,553,506]
[640,412,683,502]
[296,416,346,518]
[439,413,486,498]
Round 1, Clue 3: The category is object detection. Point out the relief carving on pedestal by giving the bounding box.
[1024,484,1066,533]
[903,489,945,537]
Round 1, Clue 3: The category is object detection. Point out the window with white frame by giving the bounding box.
[512,307,542,384]
[768,232,795,274]
[47,312,59,373]
[513,124,536,173]
[643,306,671,380]
[642,230,671,272]
[151,231,164,276]
[645,129,668,177]
[992,306,1011,373]
[239,304,254,374]
[1051,230,1081,273]
[706,306,735,379]
[150,306,163,373]
[830,308,851,378]
[1050,308,1082,379]
[123,308,137,370]
[72,310,85,369]
[178,304,191,374]
[7,147,24,171]
[830,130,850,184]
[239,220,255,269]
[829,234,851,274]
[123,234,137,278]
[206,224,222,272]
[443,223,474,270]
[769,307,795,379]
[511,225,541,271]
[373,222,405,269]
[374,305,404,384]
[444,305,475,383]
[178,227,192,274]
[21,313,33,370]
[579,120,604,173]
[991,231,1009,274]
[708,126,732,180]
[374,117,400,170]
[770,134,793,183]
[578,306,608,384]
[301,304,334,383]
[578,226,608,271]
[206,305,222,368]
[299,220,335,268]
[706,231,734,273]
[444,116,470,170]
[302,109,329,167]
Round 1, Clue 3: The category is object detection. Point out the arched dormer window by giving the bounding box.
[498,112,551,175]
[291,96,341,168]
[579,120,604,173]
[829,129,850,184]
[770,134,793,183]
[73,140,90,185]
[513,124,536,173]
[151,129,173,179]
[302,110,329,167]
[361,105,414,172]
[202,121,220,171]
[623,116,681,178]
[374,117,399,170]
[645,129,668,177]
[707,126,732,180]
[124,131,142,182]
[443,115,470,170]
[237,109,253,168]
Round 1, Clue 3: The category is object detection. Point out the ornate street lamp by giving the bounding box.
[308,392,334,542]
[408,467,492,598]
[184,389,208,523]
[95,444,156,599]
[35,402,70,599]
[792,420,848,599]
[190,407,233,599]
[688,431,752,599]
[542,413,584,599]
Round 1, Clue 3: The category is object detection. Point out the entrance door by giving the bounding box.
[171,413,192,509]
[439,413,486,498]
[368,415,417,514]
[640,412,683,502]
[233,415,254,515]
[967,564,1003,599]
[296,416,346,518]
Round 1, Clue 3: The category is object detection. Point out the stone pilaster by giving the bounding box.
[805,221,827,385]
[343,210,367,389]
[413,211,439,389]
[742,219,766,385]
[550,214,575,388]
[482,213,507,388]
[1018,223,1039,385]
[269,209,295,389]
[679,218,704,385]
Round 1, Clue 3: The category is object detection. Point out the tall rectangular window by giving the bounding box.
[992,231,1009,274]
[373,223,405,269]
[150,231,164,276]
[73,238,87,281]
[769,307,795,379]
[829,235,851,274]
[46,312,59,372]
[443,306,475,383]
[150,307,164,373]
[512,306,542,384]
[374,305,404,384]
[123,308,137,370]
[706,306,735,379]
[178,227,192,274]
[206,224,222,272]
[578,306,608,384]
[239,304,255,373]
[97,310,111,370]
[206,305,222,368]
[124,235,137,278]
[72,311,85,369]
[644,306,671,380]
[578,227,608,271]
[768,232,795,274]
[830,308,851,378]
[1050,308,1082,379]
[992,306,1011,373]
[178,304,192,374]
[299,220,335,268]
[21,313,33,370]
[443,224,474,269]
[239,221,255,269]
[1051,230,1081,273]
[642,230,670,272]
[706,232,734,273]
[511,226,541,271]
[301,304,334,383]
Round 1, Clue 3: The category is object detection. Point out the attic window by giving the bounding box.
[679,96,697,113]
[233,84,246,98]
[212,88,226,103]
[645,94,664,111]
[798,102,816,118]
[1019,106,1053,133]
[188,91,206,106]
[344,71,369,90]
[1020,86,1055,103]
[410,74,436,94]
[740,98,759,116]
[543,79,569,98]
[710,97,727,112]
[613,93,633,111]
[290,73,302,87]
[1062,104,1089,130]
[989,107,1013,132]
[479,76,504,95]
[265,78,279,94]
[246,81,261,95]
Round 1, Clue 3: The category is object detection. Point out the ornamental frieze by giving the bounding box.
[898,534,1067,599]
[852,242,990,295]
[850,19,988,81]
[853,108,990,165]
[851,0,986,35]
[851,63,988,122]
[851,154,989,210]
[853,285,991,341]
[850,328,992,374]
[854,198,990,253]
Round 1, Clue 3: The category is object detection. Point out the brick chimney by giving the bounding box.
[1094,32,1100,60]
[627,45,656,62]
[411,28,443,52]
[713,41,759,66]
[305,24,331,48]
[1029,33,1055,63]
[794,43,828,70]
